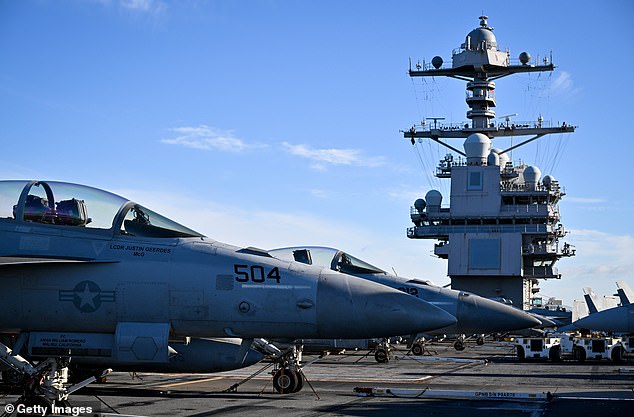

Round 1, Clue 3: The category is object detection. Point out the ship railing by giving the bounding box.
[450,45,511,57]
[523,266,560,279]
[407,224,549,237]
[412,119,560,132]
[499,204,559,216]
[501,183,550,192]
[523,243,576,257]
[411,205,559,218]
[522,243,557,255]
[466,90,496,100]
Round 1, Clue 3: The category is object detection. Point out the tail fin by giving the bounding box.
[572,299,589,322]
[616,280,633,306]
[582,287,599,314]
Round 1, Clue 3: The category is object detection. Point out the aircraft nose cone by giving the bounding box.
[316,272,456,338]
[532,314,557,328]
[457,295,541,333]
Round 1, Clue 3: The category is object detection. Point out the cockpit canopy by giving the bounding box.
[269,246,386,275]
[0,180,203,238]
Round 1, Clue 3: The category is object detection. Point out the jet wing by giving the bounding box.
[0,256,119,266]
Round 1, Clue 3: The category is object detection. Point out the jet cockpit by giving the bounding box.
[269,246,387,275]
[0,180,203,238]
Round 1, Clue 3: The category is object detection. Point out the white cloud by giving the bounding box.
[281,142,386,169]
[120,0,166,14]
[161,130,387,169]
[309,189,330,199]
[550,71,581,96]
[161,125,265,152]
[566,197,606,204]
[92,0,167,15]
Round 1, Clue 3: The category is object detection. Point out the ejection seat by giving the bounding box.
[55,198,90,226]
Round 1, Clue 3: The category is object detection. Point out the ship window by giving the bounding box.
[469,238,501,270]
[467,171,483,190]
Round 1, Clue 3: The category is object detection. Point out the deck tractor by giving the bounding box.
[515,334,626,363]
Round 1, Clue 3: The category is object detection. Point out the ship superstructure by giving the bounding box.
[405,16,576,309]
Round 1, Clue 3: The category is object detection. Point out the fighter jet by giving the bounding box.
[269,246,541,351]
[573,282,634,333]
[0,180,456,403]
[573,303,634,333]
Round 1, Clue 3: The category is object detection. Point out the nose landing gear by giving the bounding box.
[1,341,110,414]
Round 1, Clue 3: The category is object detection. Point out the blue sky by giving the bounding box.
[1,0,633,306]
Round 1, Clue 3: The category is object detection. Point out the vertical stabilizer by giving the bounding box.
[616,280,633,306]
[582,287,599,314]
[572,299,589,322]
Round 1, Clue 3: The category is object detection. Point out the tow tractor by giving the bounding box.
[515,333,626,362]
[515,336,562,362]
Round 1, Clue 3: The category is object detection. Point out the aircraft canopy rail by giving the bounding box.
[0,180,203,238]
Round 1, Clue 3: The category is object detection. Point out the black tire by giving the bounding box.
[574,346,586,363]
[411,343,424,356]
[454,340,466,351]
[548,345,562,362]
[273,368,298,394]
[611,346,624,363]
[374,348,389,363]
[292,370,304,393]
[516,345,526,362]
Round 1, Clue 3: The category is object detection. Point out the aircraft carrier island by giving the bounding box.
[403,15,576,311]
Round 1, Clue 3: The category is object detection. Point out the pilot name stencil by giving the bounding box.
[109,244,172,257]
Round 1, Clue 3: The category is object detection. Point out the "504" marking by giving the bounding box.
[234,264,281,284]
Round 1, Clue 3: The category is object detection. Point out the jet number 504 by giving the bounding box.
[234,264,281,284]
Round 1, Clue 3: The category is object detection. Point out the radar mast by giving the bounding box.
[404,16,576,309]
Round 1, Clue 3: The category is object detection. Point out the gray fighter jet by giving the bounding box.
[573,282,634,333]
[573,303,634,333]
[0,180,456,404]
[269,246,541,351]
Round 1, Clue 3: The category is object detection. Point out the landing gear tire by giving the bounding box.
[411,343,424,356]
[516,346,526,362]
[611,346,624,363]
[374,348,389,363]
[453,340,466,351]
[574,346,586,363]
[273,368,298,394]
[476,336,485,346]
[293,370,304,393]
[548,345,562,362]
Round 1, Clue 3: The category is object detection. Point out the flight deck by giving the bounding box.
[3,342,632,417]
